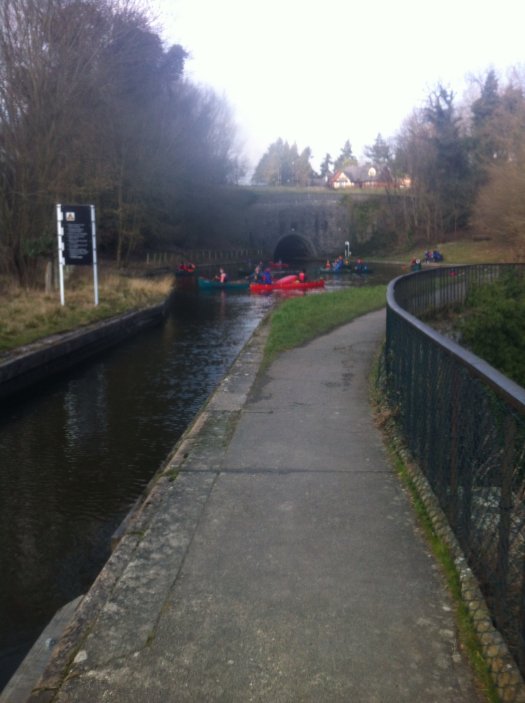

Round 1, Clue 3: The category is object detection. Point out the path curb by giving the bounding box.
[386,422,525,703]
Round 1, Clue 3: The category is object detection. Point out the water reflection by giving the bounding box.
[0,289,272,688]
[64,367,108,449]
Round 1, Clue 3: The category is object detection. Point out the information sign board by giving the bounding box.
[56,203,98,305]
[60,205,93,265]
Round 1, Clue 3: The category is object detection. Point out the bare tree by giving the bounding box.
[0,0,116,282]
[470,73,525,259]
[473,157,525,261]
[393,111,443,243]
[0,0,246,280]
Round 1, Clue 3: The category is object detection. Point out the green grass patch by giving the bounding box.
[264,285,386,366]
[372,237,514,266]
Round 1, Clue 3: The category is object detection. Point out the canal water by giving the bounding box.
[0,261,402,689]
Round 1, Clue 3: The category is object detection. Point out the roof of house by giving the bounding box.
[329,165,394,185]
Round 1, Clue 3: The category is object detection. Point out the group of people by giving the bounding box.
[250,262,307,285]
[323,255,348,271]
[409,249,445,272]
[212,260,313,286]
[353,259,369,273]
[250,264,273,284]
[424,249,444,262]
[323,255,368,273]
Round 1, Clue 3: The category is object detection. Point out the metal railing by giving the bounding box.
[385,264,525,673]
[145,249,265,267]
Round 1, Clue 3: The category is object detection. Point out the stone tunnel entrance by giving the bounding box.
[273,234,316,262]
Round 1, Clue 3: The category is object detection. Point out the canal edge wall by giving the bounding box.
[0,302,168,401]
[6,313,271,703]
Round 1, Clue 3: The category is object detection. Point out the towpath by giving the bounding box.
[22,309,484,702]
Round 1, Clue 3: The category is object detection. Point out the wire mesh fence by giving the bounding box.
[385,264,525,674]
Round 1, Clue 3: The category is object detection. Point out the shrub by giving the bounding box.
[460,271,525,387]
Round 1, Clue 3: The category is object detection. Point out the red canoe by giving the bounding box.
[250,279,325,294]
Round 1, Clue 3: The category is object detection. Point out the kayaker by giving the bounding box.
[333,256,344,271]
[298,269,306,283]
[215,267,228,283]
[262,269,272,284]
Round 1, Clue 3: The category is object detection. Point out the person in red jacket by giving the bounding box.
[214,267,228,283]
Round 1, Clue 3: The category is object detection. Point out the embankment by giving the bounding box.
[0,302,167,401]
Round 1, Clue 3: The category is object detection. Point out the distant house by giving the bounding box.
[330,170,354,189]
[328,165,405,190]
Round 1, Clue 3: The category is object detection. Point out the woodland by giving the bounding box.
[0,0,246,284]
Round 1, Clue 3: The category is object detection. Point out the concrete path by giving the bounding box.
[25,309,484,702]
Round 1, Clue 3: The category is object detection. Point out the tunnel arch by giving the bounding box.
[272,234,317,262]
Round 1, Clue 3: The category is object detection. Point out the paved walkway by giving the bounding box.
[24,309,484,702]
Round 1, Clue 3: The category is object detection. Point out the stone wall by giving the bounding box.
[230,189,375,259]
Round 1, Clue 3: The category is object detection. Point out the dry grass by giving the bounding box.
[426,237,515,264]
[0,267,173,353]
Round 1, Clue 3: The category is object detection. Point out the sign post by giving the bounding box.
[56,204,98,305]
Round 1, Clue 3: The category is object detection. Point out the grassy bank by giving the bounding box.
[264,285,387,367]
[0,271,173,353]
[374,236,514,266]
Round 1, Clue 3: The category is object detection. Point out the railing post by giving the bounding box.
[496,415,516,625]
[448,368,462,530]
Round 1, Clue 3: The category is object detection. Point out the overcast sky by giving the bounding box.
[148,0,524,173]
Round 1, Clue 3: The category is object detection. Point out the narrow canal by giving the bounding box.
[0,286,275,688]
[0,262,401,689]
